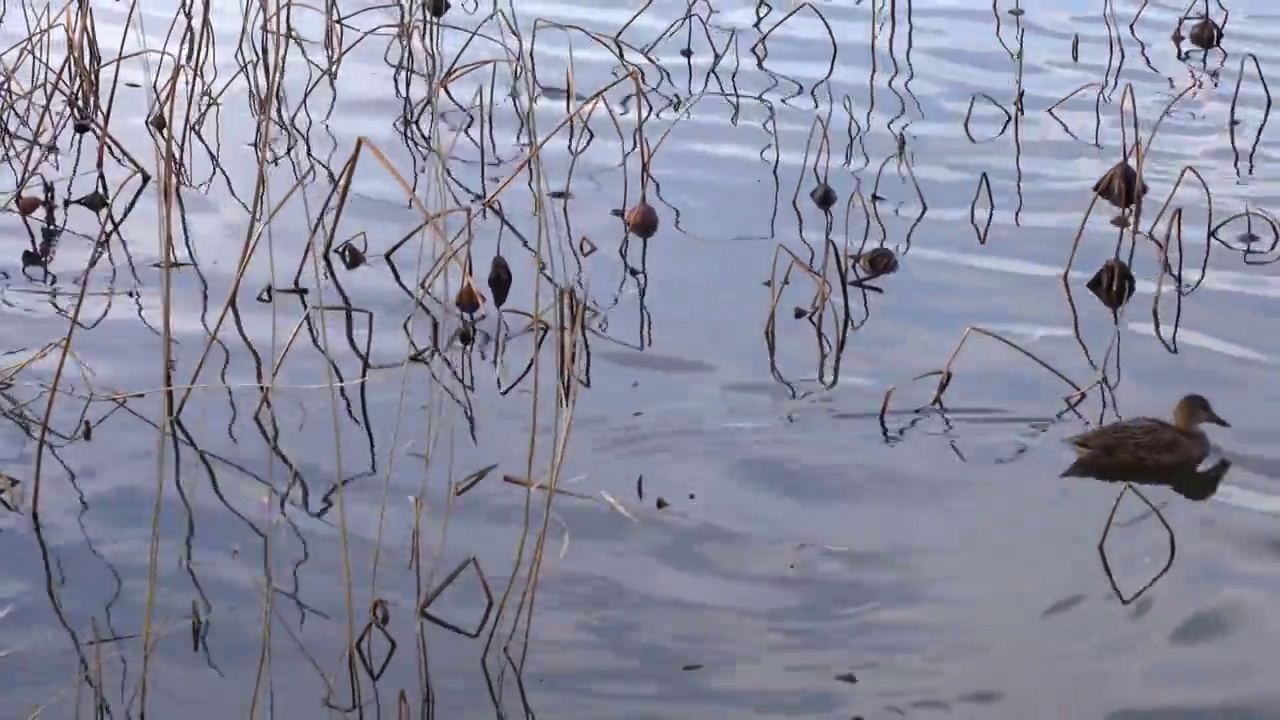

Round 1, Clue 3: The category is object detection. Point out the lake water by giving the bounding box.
[3,0,1280,717]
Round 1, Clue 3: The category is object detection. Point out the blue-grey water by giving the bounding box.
[3,0,1280,718]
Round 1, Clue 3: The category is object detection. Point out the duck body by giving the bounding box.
[1060,394,1229,480]
[1062,418,1210,478]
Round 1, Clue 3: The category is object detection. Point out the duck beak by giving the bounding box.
[1208,411,1231,428]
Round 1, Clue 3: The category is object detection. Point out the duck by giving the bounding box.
[1060,394,1229,479]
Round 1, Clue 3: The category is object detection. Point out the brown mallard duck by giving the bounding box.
[1061,394,1229,479]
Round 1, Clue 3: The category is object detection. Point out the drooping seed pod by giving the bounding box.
[455,278,484,315]
[1086,258,1136,311]
[15,195,42,216]
[856,247,900,277]
[1093,160,1148,210]
[1188,16,1223,50]
[69,191,109,213]
[488,255,512,308]
[335,242,366,270]
[809,183,837,211]
[624,202,659,240]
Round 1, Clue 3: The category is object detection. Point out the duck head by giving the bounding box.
[1174,394,1230,430]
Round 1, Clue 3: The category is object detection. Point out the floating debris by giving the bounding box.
[625,202,659,239]
[488,255,512,308]
[809,183,837,211]
[1085,258,1135,311]
[656,497,669,510]
[1092,160,1148,210]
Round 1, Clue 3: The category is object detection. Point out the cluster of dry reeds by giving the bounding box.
[0,0,729,715]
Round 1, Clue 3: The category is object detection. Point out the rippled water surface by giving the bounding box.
[3,0,1280,717]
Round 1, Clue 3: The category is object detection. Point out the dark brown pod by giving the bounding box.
[856,247,899,277]
[73,119,92,135]
[428,0,450,18]
[21,249,44,268]
[488,255,512,308]
[1188,16,1222,50]
[15,195,42,216]
[455,279,483,315]
[148,111,167,133]
[809,183,837,211]
[793,306,809,319]
[1086,258,1136,311]
[335,242,366,270]
[1092,160,1148,210]
[625,202,659,240]
[69,191,109,213]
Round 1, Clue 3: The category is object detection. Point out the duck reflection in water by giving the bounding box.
[1061,394,1233,501]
